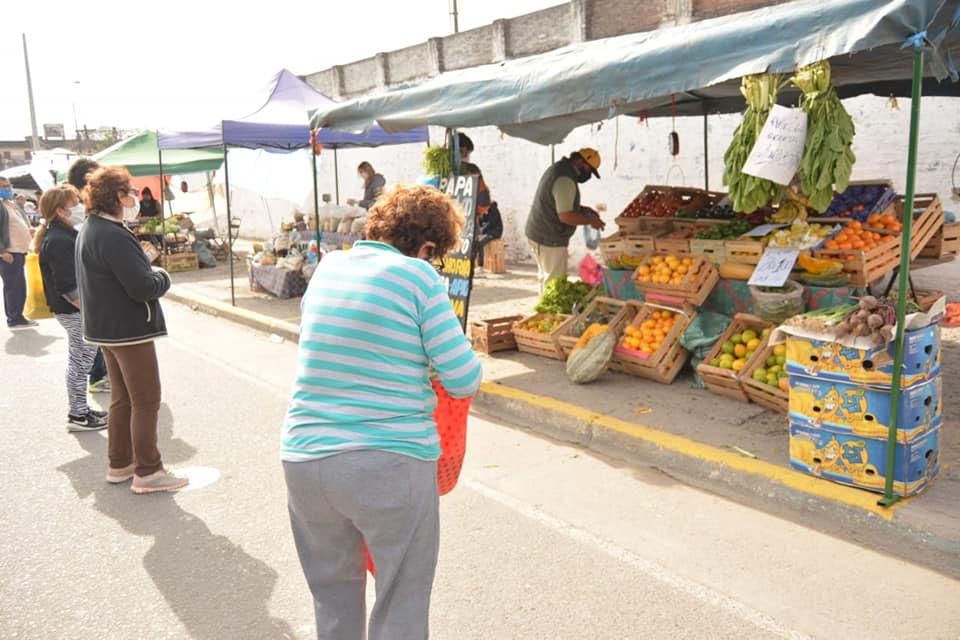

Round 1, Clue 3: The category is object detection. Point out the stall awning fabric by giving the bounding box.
[310,0,960,145]
[93,130,224,176]
[158,69,429,151]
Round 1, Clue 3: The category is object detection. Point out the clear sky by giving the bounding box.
[2,0,559,141]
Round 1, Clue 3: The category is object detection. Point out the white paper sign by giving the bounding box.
[739,223,787,238]
[742,105,808,186]
[748,247,800,287]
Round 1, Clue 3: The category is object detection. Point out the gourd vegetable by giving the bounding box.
[566,328,615,384]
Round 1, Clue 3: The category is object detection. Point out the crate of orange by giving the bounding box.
[889,194,944,260]
[695,313,774,402]
[633,253,719,307]
[612,301,696,384]
[555,297,631,360]
[814,219,901,287]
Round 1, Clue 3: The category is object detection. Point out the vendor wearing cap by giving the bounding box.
[525,148,605,291]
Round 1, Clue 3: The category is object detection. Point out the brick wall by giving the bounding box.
[505,5,572,57]
[692,0,778,18]
[442,27,496,71]
[389,43,431,84]
[588,0,665,39]
[340,57,379,95]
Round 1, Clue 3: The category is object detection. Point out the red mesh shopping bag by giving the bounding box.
[364,380,472,575]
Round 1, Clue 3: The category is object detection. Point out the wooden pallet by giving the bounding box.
[689,238,727,265]
[696,313,774,403]
[724,239,765,265]
[161,252,199,273]
[741,343,788,414]
[920,222,959,259]
[555,297,631,360]
[611,301,695,384]
[512,313,572,360]
[471,315,522,354]
[814,231,901,287]
[893,194,943,260]
[634,255,719,307]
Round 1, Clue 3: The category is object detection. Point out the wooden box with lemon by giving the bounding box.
[696,314,775,402]
[741,342,790,414]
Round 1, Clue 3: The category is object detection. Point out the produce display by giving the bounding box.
[793,61,857,212]
[824,183,896,220]
[140,217,180,234]
[619,310,681,356]
[515,313,567,334]
[621,189,696,218]
[681,203,735,220]
[723,73,787,213]
[796,254,849,286]
[766,220,835,249]
[635,255,698,286]
[751,344,790,392]
[822,219,897,254]
[694,219,752,241]
[573,323,609,351]
[865,212,903,233]
[707,326,771,373]
[534,278,593,315]
[785,296,917,346]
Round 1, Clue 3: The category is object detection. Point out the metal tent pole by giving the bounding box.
[703,109,709,190]
[312,147,321,249]
[333,147,340,205]
[223,144,236,307]
[158,140,166,253]
[879,48,924,507]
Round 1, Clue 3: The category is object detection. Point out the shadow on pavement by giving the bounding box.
[4,329,58,357]
[57,403,294,640]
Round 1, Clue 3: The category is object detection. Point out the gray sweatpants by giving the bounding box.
[283,451,440,640]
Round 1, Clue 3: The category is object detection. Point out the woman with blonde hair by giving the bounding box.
[36,184,106,431]
[283,184,482,639]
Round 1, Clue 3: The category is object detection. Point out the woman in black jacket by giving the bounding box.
[36,185,107,431]
[76,166,188,494]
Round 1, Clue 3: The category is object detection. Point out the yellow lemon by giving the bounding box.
[732,359,747,372]
[746,338,761,351]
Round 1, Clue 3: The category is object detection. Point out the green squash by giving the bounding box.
[566,329,615,384]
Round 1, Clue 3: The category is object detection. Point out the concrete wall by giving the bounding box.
[315,97,960,268]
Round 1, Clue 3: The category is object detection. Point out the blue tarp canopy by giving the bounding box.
[159,69,428,151]
[309,0,960,145]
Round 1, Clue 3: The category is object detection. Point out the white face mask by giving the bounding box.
[68,204,86,227]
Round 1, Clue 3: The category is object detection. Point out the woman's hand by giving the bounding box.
[1,252,13,264]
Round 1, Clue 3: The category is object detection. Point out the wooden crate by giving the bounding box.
[616,186,723,225]
[512,313,572,360]
[160,252,199,273]
[741,343,788,414]
[724,239,765,265]
[555,297,631,359]
[633,255,719,307]
[599,233,626,267]
[600,233,654,269]
[689,238,727,265]
[482,239,506,274]
[814,231,901,287]
[696,314,774,403]
[471,315,522,354]
[612,301,695,384]
[893,194,943,260]
[920,222,959,259]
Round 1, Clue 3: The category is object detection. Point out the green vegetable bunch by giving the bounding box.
[535,278,593,315]
[792,61,856,213]
[723,73,788,213]
[423,146,454,177]
[694,219,753,240]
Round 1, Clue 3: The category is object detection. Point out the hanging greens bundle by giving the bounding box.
[723,73,787,213]
[792,61,856,213]
[422,145,454,177]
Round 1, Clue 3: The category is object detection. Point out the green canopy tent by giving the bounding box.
[93,130,224,176]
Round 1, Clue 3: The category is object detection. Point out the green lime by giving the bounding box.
[731,334,743,345]
[766,356,777,367]
[753,369,767,382]
[776,355,786,366]
[721,341,735,355]
[710,358,721,367]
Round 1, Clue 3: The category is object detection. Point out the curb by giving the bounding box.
[167,286,300,342]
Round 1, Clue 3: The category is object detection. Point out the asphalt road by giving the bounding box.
[2,302,959,639]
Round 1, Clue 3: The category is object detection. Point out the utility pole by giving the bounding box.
[22,34,41,151]
[450,0,459,33]
[72,81,82,154]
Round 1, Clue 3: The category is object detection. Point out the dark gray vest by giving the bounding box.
[525,158,581,247]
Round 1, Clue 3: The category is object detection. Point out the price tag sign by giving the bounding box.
[742,105,808,186]
[748,247,800,287]
[739,223,787,238]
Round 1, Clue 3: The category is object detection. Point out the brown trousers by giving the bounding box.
[102,342,163,477]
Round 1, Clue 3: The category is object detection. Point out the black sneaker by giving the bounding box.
[8,319,39,331]
[67,412,107,432]
[89,409,108,419]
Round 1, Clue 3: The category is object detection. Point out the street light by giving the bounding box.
[71,81,81,154]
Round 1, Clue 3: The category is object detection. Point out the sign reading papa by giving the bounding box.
[438,173,480,331]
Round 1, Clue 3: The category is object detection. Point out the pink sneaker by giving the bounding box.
[130,469,189,494]
[106,464,136,484]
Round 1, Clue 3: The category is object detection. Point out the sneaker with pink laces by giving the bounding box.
[131,469,189,494]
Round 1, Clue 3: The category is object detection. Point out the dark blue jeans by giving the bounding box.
[90,348,107,383]
[0,252,27,326]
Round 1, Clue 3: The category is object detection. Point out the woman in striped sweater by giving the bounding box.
[282,184,482,640]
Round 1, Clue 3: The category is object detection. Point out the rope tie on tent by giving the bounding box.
[901,11,960,81]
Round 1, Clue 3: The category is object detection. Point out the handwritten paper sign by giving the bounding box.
[742,105,808,186]
[739,223,787,239]
[438,174,480,331]
[748,247,800,287]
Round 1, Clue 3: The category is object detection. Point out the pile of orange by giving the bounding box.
[635,255,697,286]
[866,212,903,233]
[823,220,896,254]
[620,310,680,355]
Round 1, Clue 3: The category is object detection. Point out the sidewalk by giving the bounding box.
[167,259,960,573]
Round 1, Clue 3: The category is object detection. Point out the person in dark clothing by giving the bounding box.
[35,185,107,431]
[138,187,159,218]
[457,133,500,267]
[66,157,110,393]
[348,162,386,210]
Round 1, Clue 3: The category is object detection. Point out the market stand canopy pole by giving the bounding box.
[309,0,959,145]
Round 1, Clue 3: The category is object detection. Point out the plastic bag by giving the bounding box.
[750,280,805,324]
[24,254,53,320]
[679,311,731,389]
[578,254,603,286]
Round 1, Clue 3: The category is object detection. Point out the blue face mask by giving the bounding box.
[0,188,13,200]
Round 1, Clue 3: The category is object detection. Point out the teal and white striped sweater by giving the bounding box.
[282,241,482,462]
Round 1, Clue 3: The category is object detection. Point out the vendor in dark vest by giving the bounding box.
[525,148,605,291]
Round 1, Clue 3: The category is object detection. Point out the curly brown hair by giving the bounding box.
[363,185,464,258]
[85,166,133,216]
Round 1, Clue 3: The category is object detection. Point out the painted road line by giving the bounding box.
[479,382,904,521]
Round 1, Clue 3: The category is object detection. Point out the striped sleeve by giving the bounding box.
[419,269,483,398]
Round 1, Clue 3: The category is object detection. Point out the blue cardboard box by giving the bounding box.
[788,374,941,443]
[785,324,940,388]
[788,420,941,496]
